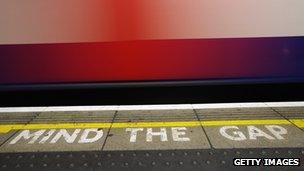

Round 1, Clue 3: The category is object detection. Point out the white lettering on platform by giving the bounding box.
[126,127,190,142]
[147,128,168,142]
[220,126,247,141]
[265,125,287,140]
[9,130,46,144]
[172,127,190,142]
[126,128,144,143]
[39,129,56,144]
[248,126,275,140]
[219,125,288,141]
[50,129,81,143]
[9,129,104,144]
[79,128,103,143]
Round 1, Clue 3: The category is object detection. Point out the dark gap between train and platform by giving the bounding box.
[1,83,304,107]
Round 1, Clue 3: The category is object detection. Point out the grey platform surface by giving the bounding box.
[0,105,303,170]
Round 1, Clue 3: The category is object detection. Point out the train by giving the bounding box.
[0,1,304,95]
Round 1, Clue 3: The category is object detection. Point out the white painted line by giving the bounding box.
[0,102,303,113]
[0,107,48,113]
[45,106,119,112]
[265,102,304,107]
[192,102,267,109]
[118,104,193,110]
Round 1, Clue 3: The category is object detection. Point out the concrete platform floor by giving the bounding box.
[0,102,303,170]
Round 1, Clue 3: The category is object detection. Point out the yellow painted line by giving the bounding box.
[111,120,292,128]
[201,119,291,126]
[0,123,112,133]
[112,121,201,128]
[290,119,304,128]
[25,123,112,129]
[0,119,302,134]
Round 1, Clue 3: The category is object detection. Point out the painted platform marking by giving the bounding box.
[0,119,303,152]
[9,128,104,144]
[126,127,190,143]
[103,126,210,150]
[0,128,109,152]
[1,119,303,134]
[219,125,287,141]
[205,124,304,148]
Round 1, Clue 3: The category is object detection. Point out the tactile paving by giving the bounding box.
[0,148,302,171]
